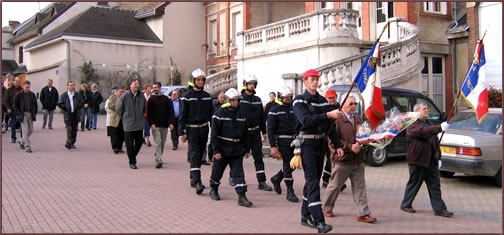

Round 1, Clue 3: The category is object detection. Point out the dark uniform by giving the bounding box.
[293,90,343,226]
[178,87,213,191]
[322,102,340,187]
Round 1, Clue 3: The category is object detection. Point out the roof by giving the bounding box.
[25,7,162,49]
[115,2,168,19]
[1,60,19,76]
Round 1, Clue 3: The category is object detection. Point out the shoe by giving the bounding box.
[201,160,210,166]
[26,149,32,153]
[434,210,454,218]
[147,141,151,147]
[118,149,125,153]
[400,206,416,213]
[238,193,253,207]
[286,187,299,202]
[65,144,72,149]
[301,215,316,228]
[130,164,138,169]
[113,149,119,154]
[11,139,16,143]
[229,177,236,186]
[322,181,328,188]
[340,183,347,192]
[71,144,76,149]
[49,126,53,130]
[155,162,163,169]
[209,188,221,201]
[18,140,25,149]
[258,181,273,191]
[172,146,177,150]
[270,175,282,194]
[81,128,85,131]
[357,215,377,223]
[93,128,96,130]
[323,209,334,217]
[315,222,333,233]
[87,128,91,131]
[42,125,46,129]
[195,182,205,195]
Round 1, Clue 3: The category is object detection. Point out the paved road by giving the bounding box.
[2,114,502,233]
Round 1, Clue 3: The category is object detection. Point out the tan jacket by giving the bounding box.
[329,113,365,165]
[106,94,121,127]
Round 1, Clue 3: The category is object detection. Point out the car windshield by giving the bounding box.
[449,112,502,134]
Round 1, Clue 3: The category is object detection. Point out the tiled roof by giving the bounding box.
[115,2,166,13]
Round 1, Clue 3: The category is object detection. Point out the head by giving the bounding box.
[325,89,337,105]
[129,79,140,92]
[143,84,151,95]
[171,89,180,100]
[217,91,225,104]
[277,86,293,105]
[67,81,76,92]
[80,83,88,91]
[269,92,276,102]
[191,69,206,90]
[413,102,429,120]
[243,74,258,92]
[302,69,320,93]
[342,96,357,115]
[118,87,126,96]
[224,88,241,109]
[23,80,31,92]
[152,82,162,95]
[14,77,21,87]
[91,83,98,91]
[47,79,53,87]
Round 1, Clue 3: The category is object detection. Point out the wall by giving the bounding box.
[145,15,164,41]
[270,2,305,23]
[478,2,502,89]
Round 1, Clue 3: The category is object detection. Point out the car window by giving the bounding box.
[382,96,390,112]
[416,97,441,120]
[390,96,411,113]
[449,112,502,134]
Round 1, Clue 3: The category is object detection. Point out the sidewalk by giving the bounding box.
[1,113,502,233]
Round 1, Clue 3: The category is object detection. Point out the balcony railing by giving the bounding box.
[204,67,238,97]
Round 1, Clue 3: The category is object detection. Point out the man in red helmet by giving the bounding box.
[293,69,344,233]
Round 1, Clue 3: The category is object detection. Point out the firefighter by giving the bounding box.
[268,86,299,203]
[209,88,253,207]
[230,74,273,191]
[293,69,344,233]
[179,69,214,195]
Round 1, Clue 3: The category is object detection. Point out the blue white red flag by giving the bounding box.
[461,40,489,124]
[353,42,386,129]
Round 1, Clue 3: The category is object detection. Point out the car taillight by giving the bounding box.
[456,147,482,156]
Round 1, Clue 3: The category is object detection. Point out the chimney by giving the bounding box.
[8,21,20,31]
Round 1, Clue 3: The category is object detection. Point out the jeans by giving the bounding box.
[42,109,55,128]
[80,107,91,130]
[89,112,99,129]
[10,115,22,141]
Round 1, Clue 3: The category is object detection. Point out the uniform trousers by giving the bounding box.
[210,155,247,194]
[300,140,326,224]
[271,145,295,186]
[188,126,209,184]
[245,131,266,182]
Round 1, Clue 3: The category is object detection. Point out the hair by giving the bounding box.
[47,79,53,82]
[218,91,225,96]
[269,92,276,96]
[91,83,98,88]
[80,83,88,90]
[172,88,179,94]
[8,81,14,87]
[413,102,427,112]
[143,84,151,90]
[67,81,75,86]
[153,82,162,88]
[24,80,31,85]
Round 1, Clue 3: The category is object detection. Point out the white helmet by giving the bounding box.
[224,88,241,102]
[277,86,293,100]
[192,68,206,79]
[243,74,258,87]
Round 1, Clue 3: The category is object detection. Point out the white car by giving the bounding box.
[438,108,503,186]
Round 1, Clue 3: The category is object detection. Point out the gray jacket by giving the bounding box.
[115,90,145,132]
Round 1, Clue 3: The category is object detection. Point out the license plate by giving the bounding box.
[440,146,456,154]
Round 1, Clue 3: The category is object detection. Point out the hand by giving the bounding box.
[169,124,174,130]
[441,122,450,132]
[7,109,11,114]
[271,147,279,159]
[245,153,250,158]
[327,109,343,119]
[214,153,222,160]
[263,134,268,142]
[336,148,344,158]
[84,104,88,108]
[180,135,186,143]
[351,144,361,154]
[151,124,156,132]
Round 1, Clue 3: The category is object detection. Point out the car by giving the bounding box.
[438,108,502,186]
[328,85,446,166]
[161,85,187,97]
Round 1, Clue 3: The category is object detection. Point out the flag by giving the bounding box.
[461,40,489,124]
[353,42,386,129]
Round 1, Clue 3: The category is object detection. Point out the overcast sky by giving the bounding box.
[2,2,52,27]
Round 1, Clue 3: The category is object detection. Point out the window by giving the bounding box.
[390,96,411,113]
[231,12,242,47]
[208,20,217,53]
[18,46,23,64]
[421,56,445,111]
[423,2,447,14]
[376,2,393,24]
[416,97,442,120]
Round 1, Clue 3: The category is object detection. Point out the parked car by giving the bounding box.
[438,108,502,186]
[161,85,187,97]
[328,85,446,166]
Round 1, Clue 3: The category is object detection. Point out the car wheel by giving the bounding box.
[366,146,387,167]
[494,168,502,187]
[439,171,455,178]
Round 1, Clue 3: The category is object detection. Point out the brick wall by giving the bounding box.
[466,4,479,66]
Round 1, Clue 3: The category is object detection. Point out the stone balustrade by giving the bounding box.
[204,67,238,97]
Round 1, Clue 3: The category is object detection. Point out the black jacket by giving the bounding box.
[79,89,92,107]
[39,86,59,110]
[13,90,38,122]
[267,103,296,147]
[89,90,103,113]
[57,91,84,123]
[239,90,266,134]
[3,86,22,115]
[211,107,249,157]
[178,88,213,136]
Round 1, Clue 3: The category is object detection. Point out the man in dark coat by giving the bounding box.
[13,80,38,153]
[57,81,84,149]
[89,83,103,130]
[3,77,23,143]
[39,79,59,129]
[400,102,453,218]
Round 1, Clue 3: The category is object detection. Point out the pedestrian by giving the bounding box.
[3,77,23,143]
[268,86,299,202]
[143,84,152,146]
[106,86,125,154]
[170,89,181,150]
[209,88,253,207]
[39,79,59,130]
[57,81,84,149]
[1,76,8,133]
[232,74,272,191]
[179,68,213,195]
[79,83,92,131]
[148,82,176,169]
[400,102,453,217]
[264,91,277,116]
[322,96,377,223]
[13,80,37,153]
[207,91,225,162]
[89,83,103,130]
[293,69,344,233]
[116,79,146,169]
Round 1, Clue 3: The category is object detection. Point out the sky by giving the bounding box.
[2,2,52,27]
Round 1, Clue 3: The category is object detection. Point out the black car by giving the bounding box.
[328,85,446,166]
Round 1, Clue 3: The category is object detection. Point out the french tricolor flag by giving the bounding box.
[353,42,386,129]
[461,40,489,123]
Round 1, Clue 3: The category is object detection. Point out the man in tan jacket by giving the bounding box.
[106,86,125,154]
[322,96,377,223]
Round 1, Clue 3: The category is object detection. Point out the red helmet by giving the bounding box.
[303,69,320,80]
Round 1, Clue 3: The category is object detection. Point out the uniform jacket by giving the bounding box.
[264,100,277,116]
[106,94,121,127]
[3,85,22,115]
[178,88,213,136]
[293,90,342,148]
[211,107,249,157]
[406,119,442,167]
[240,90,266,134]
[267,103,296,147]
[39,86,59,110]
[13,89,38,122]
[89,90,103,113]
[57,91,84,123]
[115,90,145,132]
[330,113,364,165]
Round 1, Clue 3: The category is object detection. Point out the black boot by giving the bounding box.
[210,188,220,201]
[238,193,253,207]
[195,182,205,195]
[229,177,236,186]
[316,222,333,233]
[286,186,299,202]
[270,175,282,194]
[258,181,273,191]
[300,215,316,228]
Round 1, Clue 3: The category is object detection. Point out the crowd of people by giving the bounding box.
[2,68,455,233]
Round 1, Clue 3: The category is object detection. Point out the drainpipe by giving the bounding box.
[451,38,457,114]
[266,2,271,24]
[64,39,71,84]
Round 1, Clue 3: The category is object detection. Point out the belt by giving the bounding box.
[218,136,241,142]
[248,125,260,131]
[187,122,208,128]
[278,135,296,139]
[300,131,325,139]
